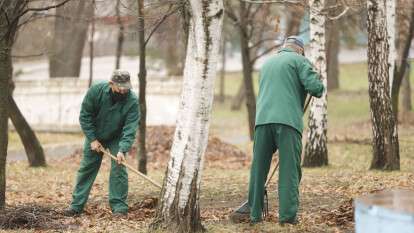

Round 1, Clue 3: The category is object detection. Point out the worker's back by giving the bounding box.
[255,47,324,134]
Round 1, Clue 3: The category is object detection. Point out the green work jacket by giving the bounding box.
[255,48,324,134]
[79,82,140,153]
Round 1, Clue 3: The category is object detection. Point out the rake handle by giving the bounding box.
[101,148,162,189]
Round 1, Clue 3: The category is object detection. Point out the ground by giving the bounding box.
[2,62,414,232]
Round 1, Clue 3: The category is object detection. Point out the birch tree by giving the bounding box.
[151,0,224,231]
[303,0,328,167]
[367,0,400,170]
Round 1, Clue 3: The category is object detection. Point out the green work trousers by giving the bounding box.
[248,123,302,223]
[70,140,128,213]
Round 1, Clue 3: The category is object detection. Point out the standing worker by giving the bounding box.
[234,36,324,225]
[64,70,140,217]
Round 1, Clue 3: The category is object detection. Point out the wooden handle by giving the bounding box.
[304,95,312,112]
[101,148,162,189]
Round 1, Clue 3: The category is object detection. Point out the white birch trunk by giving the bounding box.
[386,0,396,92]
[303,0,328,167]
[367,0,400,170]
[152,0,224,232]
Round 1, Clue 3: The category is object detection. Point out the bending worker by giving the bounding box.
[64,70,140,217]
[248,36,324,224]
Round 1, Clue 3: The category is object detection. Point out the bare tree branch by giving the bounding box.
[19,0,72,17]
[225,8,238,24]
[144,4,179,46]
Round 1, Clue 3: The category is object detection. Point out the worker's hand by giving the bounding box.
[90,140,102,152]
[116,152,126,165]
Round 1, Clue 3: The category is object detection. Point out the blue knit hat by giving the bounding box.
[285,36,304,49]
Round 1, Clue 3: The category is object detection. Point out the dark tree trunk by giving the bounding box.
[137,0,147,174]
[88,0,95,88]
[115,0,125,69]
[49,0,94,78]
[326,6,340,91]
[239,1,256,141]
[401,64,412,114]
[0,41,10,210]
[391,0,414,119]
[8,94,46,167]
[0,0,23,209]
[367,0,399,170]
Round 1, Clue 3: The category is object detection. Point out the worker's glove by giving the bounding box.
[90,140,102,152]
[116,152,126,165]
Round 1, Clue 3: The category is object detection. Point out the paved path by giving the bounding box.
[7,142,82,163]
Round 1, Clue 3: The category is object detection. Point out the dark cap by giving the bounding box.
[111,70,132,89]
[285,36,305,50]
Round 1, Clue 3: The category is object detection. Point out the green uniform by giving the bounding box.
[70,82,140,213]
[248,48,324,223]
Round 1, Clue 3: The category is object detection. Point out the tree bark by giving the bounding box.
[391,0,414,119]
[0,41,11,210]
[326,0,340,91]
[303,0,328,167]
[367,0,400,170]
[151,0,223,231]
[115,0,125,69]
[49,0,94,78]
[0,0,23,209]
[239,1,256,141]
[137,0,147,174]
